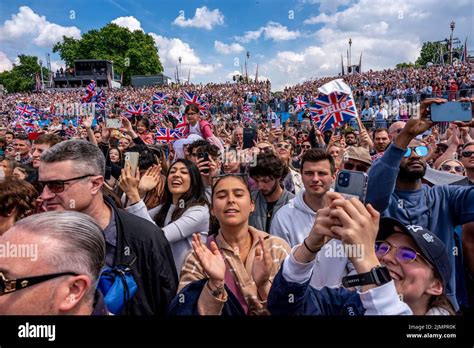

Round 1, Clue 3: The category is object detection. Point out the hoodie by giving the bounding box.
[270,189,356,289]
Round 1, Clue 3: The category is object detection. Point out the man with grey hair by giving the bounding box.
[0,211,107,315]
[38,139,178,315]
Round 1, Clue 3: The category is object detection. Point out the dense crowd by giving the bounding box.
[0,63,473,317]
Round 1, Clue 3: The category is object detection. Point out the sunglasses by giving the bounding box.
[343,162,370,172]
[258,146,273,153]
[277,143,291,150]
[462,151,474,158]
[38,174,95,194]
[404,145,428,158]
[375,241,428,264]
[440,164,464,173]
[301,145,311,149]
[0,271,78,296]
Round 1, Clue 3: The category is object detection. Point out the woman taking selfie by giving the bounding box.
[268,192,455,316]
[169,174,291,315]
[120,159,209,272]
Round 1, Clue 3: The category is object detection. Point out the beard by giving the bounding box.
[261,180,279,197]
[398,161,427,181]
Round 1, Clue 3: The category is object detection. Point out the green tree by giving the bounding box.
[395,62,415,69]
[415,41,446,67]
[53,23,163,86]
[0,55,50,93]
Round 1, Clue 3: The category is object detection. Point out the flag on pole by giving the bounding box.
[310,79,358,131]
[155,128,182,143]
[294,96,307,111]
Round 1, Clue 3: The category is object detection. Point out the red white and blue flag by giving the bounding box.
[294,96,307,111]
[94,90,106,110]
[16,103,36,118]
[310,92,357,131]
[152,92,168,106]
[155,128,182,143]
[182,91,208,114]
[174,114,188,134]
[124,103,151,118]
[82,80,96,103]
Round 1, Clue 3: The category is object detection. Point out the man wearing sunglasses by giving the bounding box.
[0,211,108,315]
[366,98,474,312]
[268,194,454,315]
[342,146,372,173]
[38,139,178,315]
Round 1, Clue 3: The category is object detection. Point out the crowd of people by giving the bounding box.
[0,62,473,317]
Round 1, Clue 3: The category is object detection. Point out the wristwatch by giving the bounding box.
[341,266,391,288]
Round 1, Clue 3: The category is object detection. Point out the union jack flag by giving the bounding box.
[310,92,357,131]
[82,80,96,103]
[182,91,207,114]
[294,96,307,111]
[242,103,252,113]
[124,103,151,117]
[16,103,36,117]
[155,128,182,143]
[174,114,187,134]
[94,90,106,110]
[152,92,168,106]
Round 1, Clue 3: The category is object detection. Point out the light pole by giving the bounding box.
[245,51,250,83]
[39,59,44,91]
[178,56,182,84]
[449,21,455,65]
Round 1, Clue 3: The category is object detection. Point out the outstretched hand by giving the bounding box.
[191,234,226,285]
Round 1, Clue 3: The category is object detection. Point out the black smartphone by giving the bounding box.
[243,127,257,149]
[197,152,210,173]
[430,102,472,122]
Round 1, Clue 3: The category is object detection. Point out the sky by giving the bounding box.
[0,0,472,91]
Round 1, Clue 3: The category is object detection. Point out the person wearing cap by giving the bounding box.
[366,98,474,311]
[268,192,454,315]
[342,146,372,173]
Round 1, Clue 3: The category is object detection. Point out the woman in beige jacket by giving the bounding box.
[177,174,291,315]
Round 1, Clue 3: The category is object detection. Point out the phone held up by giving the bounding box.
[334,169,368,203]
[124,152,139,177]
[197,152,210,174]
[430,101,472,122]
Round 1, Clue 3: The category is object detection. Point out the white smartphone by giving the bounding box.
[124,152,139,177]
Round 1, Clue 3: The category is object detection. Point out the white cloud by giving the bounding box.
[0,6,81,47]
[0,51,13,72]
[50,60,65,72]
[111,16,143,32]
[235,29,263,43]
[172,6,224,30]
[235,22,300,43]
[214,41,245,54]
[263,22,301,41]
[304,13,334,25]
[151,33,221,78]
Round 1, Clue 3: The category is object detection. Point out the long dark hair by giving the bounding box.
[184,103,200,115]
[154,159,208,227]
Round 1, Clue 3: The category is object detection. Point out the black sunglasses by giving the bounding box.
[38,174,95,194]
[462,151,474,158]
[0,271,79,296]
[343,162,370,172]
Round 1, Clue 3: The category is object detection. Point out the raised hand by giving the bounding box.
[327,197,380,258]
[82,115,94,129]
[119,163,141,204]
[251,236,273,288]
[138,164,162,194]
[191,234,225,285]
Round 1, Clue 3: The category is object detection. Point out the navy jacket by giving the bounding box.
[268,267,365,316]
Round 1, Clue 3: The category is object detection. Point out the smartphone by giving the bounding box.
[124,152,140,177]
[243,127,257,149]
[430,102,472,122]
[335,170,368,203]
[106,118,123,129]
[197,152,210,173]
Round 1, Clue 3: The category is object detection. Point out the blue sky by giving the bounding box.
[0,0,472,90]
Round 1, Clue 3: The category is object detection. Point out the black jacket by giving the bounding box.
[105,196,178,315]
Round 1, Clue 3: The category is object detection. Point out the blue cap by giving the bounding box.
[377,217,451,291]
